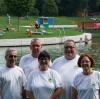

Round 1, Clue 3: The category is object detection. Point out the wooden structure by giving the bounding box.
[78,21,100,29]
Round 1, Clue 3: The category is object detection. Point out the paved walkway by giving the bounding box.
[20,25,78,28]
[0,33,92,47]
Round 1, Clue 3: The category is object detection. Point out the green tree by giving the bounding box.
[96,0,100,12]
[78,0,100,14]
[35,0,43,16]
[88,0,96,13]
[4,0,35,16]
[27,0,38,16]
[4,0,36,31]
[0,0,7,15]
[58,0,76,16]
[42,0,58,16]
[1,0,99,17]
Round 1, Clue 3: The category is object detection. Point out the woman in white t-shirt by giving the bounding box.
[71,53,100,99]
[26,50,62,99]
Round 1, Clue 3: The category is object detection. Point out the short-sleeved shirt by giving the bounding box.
[51,55,82,99]
[26,68,62,99]
[0,65,26,99]
[72,71,100,99]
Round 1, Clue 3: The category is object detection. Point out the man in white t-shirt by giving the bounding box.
[0,48,26,99]
[51,39,82,99]
[19,38,52,79]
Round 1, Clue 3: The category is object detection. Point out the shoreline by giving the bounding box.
[0,33,92,47]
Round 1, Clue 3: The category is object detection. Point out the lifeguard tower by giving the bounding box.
[31,17,54,35]
[37,17,54,29]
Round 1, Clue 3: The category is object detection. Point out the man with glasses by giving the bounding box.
[0,48,26,99]
[51,39,82,99]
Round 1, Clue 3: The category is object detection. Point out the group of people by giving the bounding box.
[0,38,100,99]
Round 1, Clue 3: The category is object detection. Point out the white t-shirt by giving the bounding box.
[51,55,82,99]
[26,68,62,99]
[0,66,26,99]
[72,71,100,99]
[19,54,52,79]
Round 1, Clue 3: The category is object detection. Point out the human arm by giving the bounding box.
[98,72,100,99]
[71,87,77,99]
[25,71,35,99]
[26,90,35,99]
[20,68,27,99]
[50,69,63,99]
[99,89,100,99]
[22,86,27,99]
[50,87,62,99]
[0,78,1,99]
[0,89,1,99]
[0,72,2,99]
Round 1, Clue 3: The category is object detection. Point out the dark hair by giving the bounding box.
[78,53,95,67]
[38,50,50,60]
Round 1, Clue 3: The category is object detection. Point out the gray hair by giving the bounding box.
[5,48,17,57]
[64,39,76,46]
[30,38,42,45]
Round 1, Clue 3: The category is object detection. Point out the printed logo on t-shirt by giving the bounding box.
[48,78,53,83]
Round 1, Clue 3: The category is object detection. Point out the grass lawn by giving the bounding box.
[0,28,82,39]
[0,16,83,39]
[0,16,100,39]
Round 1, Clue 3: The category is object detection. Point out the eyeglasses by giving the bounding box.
[39,57,49,60]
[81,61,90,64]
[64,46,75,49]
[8,55,17,58]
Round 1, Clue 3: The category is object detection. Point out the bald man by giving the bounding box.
[0,48,26,99]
